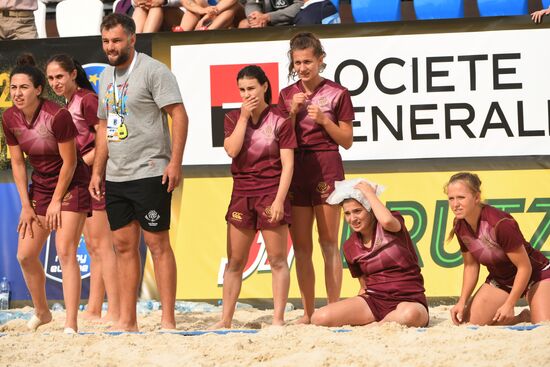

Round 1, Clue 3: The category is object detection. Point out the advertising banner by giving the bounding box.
[172,28,550,166]
[173,169,550,299]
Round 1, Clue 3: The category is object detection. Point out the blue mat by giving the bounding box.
[467,324,541,331]
[158,329,259,336]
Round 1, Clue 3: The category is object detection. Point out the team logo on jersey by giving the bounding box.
[272,0,289,8]
[145,210,160,226]
[231,211,243,221]
[82,63,108,94]
[36,124,50,138]
[316,182,330,194]
[209,63,280,148]
[261,125,275,140]
[317,96,329,108]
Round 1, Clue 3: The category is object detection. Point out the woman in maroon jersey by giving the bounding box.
[46,54,120,323]
[278,32,354,323]
[309,180,428,327]
[211,65,296,329]
[2,55,91,333]
[446,172,550,325]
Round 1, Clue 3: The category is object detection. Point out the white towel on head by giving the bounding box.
[326,178,384,211]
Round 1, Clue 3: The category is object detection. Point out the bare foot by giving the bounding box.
[99,313,119,324]
[517,308,531,323]
[208,320,230,330]
[160,322,176,330]
[108,322,139,332]
[271,319,285,326]
[81,310,101,321]
[291,314,311,325]
[27,311,53,331]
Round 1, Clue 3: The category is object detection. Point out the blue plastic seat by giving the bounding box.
[414,0,464,19]
[543,0,550,8]
[477,0,528,16]
[330,0,340,11]
[351,0,401,22]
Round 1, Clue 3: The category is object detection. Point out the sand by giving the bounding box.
[0,305,549,366]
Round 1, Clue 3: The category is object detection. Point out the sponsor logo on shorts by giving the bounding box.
[31,200,36,209]
[263,206,272,218]
[145,210,160,226]
[316,182,330,194]
[231,211,243,221]
[288,191,294,202]
[62,191,73,205]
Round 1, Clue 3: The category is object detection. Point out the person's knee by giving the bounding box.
[17,251,36,268]
[55,245,77,264]
[226,256,247,273]
[113,238,138,256]
[400,305,427,326]
[238,18,249,28]
[267,255,288,272]
[146,238,171,259]
[311,309,331,326]
[318,238,339,256]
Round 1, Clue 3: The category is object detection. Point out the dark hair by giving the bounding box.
[100,13,136,35]
[46,54,95,92]
[10,54,46,94]
[237,65,272,105]
[287,32,326,80]
[444,172,483,241]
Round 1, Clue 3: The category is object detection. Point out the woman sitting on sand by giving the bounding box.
[446,172,550,326]
[310,179,429,327]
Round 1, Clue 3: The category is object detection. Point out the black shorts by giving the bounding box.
[105,176,172,232]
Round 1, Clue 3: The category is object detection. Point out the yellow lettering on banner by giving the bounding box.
[0,73,12,109]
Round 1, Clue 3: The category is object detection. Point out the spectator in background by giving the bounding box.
[531,5,550,23]
[293,0,339,26]
[0,0,38,40]
[132,0,184,33]
[238,0,303,28]
[178,0,244,31]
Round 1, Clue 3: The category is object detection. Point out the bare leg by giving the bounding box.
[180,9,201,31]
[311,296,376,327]
[111,220,141,331]
[289,206,315,324]
[55,211,86,331]
[262,226,290,326]
[17,216,52,329]
[209,3,243,29]
[132,7,148,33]
[142,229,177,329]
[314,204,342,304]
[81,219,104,320]
[382,302,429,327]
[467,283,526,325]
[211,224,255,329]
[527,279,550,323]
[83,210,119,322]
[143,7,164,33]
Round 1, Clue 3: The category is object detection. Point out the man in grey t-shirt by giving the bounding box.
[90,13,188,332]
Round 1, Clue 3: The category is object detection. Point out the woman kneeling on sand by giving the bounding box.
[310,179,429,327]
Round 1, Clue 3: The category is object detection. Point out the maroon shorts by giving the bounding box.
[486,262,550,297]
[226,192,291,230]
[359,291,429,324]
[290,150,344,207]
[30,183,91,216]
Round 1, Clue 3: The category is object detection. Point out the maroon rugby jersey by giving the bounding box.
[66,88,98,156]
[344,212,426,298]
[454,205,550,289]
[277,79,354,151]
[224,106,297,196]
[2,99,89,189]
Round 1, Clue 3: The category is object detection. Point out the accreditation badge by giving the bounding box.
[107,113,128,142]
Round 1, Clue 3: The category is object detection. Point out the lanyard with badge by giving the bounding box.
[107,52,138,142]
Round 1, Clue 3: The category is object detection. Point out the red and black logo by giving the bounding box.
[209,63,279,147]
